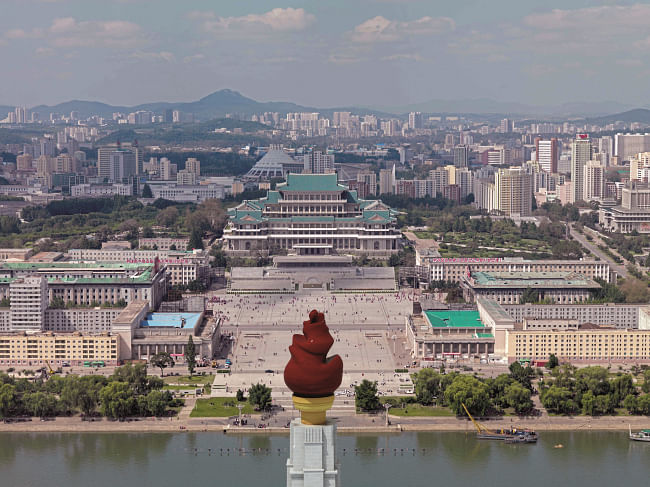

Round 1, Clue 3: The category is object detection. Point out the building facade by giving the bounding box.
[224,173,400,258]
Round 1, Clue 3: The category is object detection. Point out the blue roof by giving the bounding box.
[140,312,202,329]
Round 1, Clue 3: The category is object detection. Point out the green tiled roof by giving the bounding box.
[277,173,343,192]
[477,333,494,338]
[264,191,280,204]
[470,271,600,288]
[424,310,485,328]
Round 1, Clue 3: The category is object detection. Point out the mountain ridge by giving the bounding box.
[2,89,649,120]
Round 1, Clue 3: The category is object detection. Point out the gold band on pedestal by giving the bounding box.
[292,395,335,425]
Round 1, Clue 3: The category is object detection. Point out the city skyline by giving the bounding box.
[2,1,650,109]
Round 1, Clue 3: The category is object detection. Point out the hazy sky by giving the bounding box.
[2,0,650,108]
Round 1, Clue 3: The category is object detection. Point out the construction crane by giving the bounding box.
[461,403,494,435]
[45,361,55,375]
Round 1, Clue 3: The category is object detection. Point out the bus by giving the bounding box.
[91,361,105,367]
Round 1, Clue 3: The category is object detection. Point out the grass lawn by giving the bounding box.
[413,231,437,239]
[190,397,256,417]
[388,404,455,417]
[380,398,455,417]
[163,374,214,386]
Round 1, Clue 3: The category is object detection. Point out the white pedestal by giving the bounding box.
[286,419,340,487]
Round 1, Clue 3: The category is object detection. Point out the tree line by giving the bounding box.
[0,364,182,420]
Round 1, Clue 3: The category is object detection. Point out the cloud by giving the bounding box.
[35,47,54,56]
[350,15,454,43]
[129,51,175,62]
[381,53,423,62]
[196,7,315,37]
[183,53,205,63]
[523,4,650,30]
[49,18,146,48]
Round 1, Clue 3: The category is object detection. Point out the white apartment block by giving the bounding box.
[9,276,48,332]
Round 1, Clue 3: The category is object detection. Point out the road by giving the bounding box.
[569,224,628,279]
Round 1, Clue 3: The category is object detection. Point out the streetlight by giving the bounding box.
[384,403,392,427]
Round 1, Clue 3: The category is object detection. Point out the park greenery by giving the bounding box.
[247,383,272,411]
[0,364,182,419]
[0,195,228,253]
[539,365,650,416]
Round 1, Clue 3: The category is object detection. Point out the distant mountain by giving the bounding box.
[372,98,637,118]
[586,108,650,125]
[11,90,649,121]
[0,106,15,117]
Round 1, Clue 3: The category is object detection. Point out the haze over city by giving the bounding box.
[2,1,650,111]
[3,2,650,487]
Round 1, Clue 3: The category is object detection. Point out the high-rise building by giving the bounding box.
[185,158,201,176]
[615,133,650,162]
[584,161,605,201]
[429,167,450,196]
[453,145,469,168]
[9,276,48,332]
[570,134,593,203]
[495,167,533,217]
[159,157,176,180]
[176,170,197,185]
[356,171,377,196]
[500,118,512,133]
[16,154,33,172]
[379,168,394,195]
[98,147,136,182]
[408,112,423,130]
[535,138,558,173]
[55,154,75,173]
[36,155,53,177]
[303,150,334,174]
[630,152,650,181]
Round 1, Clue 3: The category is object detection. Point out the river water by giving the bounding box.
[1,431,649,486]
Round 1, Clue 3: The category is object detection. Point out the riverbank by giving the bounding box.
[2,414,649,434]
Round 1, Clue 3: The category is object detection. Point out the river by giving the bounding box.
[1,431,649,486]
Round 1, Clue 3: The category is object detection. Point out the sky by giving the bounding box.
[1,0,650,109]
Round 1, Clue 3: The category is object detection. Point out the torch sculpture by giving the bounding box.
[284,310,343,487]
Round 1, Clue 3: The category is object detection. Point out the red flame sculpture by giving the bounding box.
[284,310,343,397]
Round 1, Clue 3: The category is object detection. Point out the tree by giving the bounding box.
[145,390,172,417]
[354,380,381,411]
[541,385,576,414]
[99,382,137,419]
[187,228,204,250]
[248,383,272,411]
[236,389,245,402]
[156,206,179,228]
[23,392,58,417]
[0,383,17,418]
[185,336,196,377]
[642,370,650,393]
[509,362,535,390]
[546,354,559,369]
[623,394,639,414]
[388,254,400,267]
[413,369,441,405]
[444,375,490,416]
[150,352,174,377]
[142,184,153,198]
[610,374,635,406]
[504,382,533,414]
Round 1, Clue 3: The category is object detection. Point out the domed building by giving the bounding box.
[244,145,303,181]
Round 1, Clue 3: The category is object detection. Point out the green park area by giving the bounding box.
[380,397,455,417]
[190,397,256,417]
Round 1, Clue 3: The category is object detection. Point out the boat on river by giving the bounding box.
[629,426,650,442]
[462,403,538,443]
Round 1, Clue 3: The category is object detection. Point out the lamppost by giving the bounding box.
[384,403,392,427]
[236,403,244,426]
